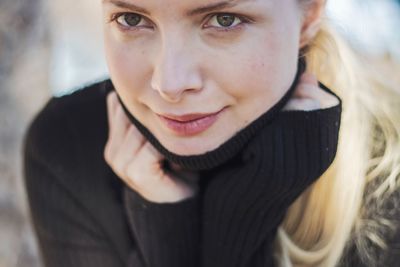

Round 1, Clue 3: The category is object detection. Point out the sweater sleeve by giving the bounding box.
[23,96,144,267]
[24,120,129,266]
[24,152,127,267]
[200,100,342,267]
[123,186,201,267]
[24,94,201,267]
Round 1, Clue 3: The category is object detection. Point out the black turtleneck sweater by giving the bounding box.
[23,78,400,267]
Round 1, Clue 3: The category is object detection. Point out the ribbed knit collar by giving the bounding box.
[109,59,306,171]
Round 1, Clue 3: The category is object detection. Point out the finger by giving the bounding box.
[105,92,120,163]
[282,98,321,111]
[134,142,164,173]
[123,124,146,154]
[292,73,319,98]
[133,144,197,193]
[126,146,195,203]
[294,73,339,109]
[123,142,198,203]
[105,100,132,162]
[298,84,339,109]
[300,72,319,86]
[111,102,131,144]
[124,143,167,201]
[106,91,118,130]
[125,142,163,185]
[113,125,146,173]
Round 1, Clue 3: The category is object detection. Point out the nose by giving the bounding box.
[151,37,202,103]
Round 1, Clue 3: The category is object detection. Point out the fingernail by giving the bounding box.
[301,72,318,85]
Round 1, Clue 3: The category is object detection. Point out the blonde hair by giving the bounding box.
[275,17,400,267]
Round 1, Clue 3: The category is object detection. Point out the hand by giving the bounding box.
[283,72,339,111]
[200,72,342,267]
[104,91,199,203]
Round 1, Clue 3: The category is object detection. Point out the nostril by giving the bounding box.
[157,89,183,103]
[150,58,203,102]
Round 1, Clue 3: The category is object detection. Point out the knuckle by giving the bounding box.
[105,149,125,174]
[103,142,114,163]
[113,160,127,177]
[104,145,111,163]
[103,150,110,164]
[126,164,143,185]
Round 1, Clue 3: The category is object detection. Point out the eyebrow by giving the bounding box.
[102,0,251,17]
[187,0,249,16]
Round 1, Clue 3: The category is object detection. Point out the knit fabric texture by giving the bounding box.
[23,71,400,267]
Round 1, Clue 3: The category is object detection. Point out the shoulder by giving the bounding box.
[26,78,113,138]
[24,79,113,166]
[23,79,120,198]
[23,79,133,254]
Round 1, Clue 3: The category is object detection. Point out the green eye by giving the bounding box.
[216,14,236,27]
[206,13,245,30]
[117,13,142,27]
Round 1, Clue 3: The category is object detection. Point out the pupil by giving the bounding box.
[125,14,141,26]
[216,14,235,27]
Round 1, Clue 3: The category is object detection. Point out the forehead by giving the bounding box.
[102,0,264,16]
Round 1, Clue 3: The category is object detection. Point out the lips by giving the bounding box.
[160,112,219,122]
[157,109,225,136]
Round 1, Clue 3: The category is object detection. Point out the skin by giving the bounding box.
[102,0,338,203]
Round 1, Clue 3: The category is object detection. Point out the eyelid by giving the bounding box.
[109,12,153,30]
[203,13,249,30]
[108,11,251,33]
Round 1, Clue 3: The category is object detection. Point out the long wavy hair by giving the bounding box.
[275,2,400,266]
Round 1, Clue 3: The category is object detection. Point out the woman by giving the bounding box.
[23,0,400,266]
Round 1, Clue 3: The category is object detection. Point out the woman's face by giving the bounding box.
[102,0,309,155]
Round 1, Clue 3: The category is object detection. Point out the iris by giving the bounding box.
[216,14,235,27]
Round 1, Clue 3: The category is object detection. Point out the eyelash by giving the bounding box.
[108,12,251,33]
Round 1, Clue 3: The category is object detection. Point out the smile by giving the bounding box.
[157,109,226,136]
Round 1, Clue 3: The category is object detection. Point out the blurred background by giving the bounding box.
[0,0,399,266]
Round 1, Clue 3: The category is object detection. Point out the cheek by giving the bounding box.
[105,40,137,82]
[208,38,285,100]
[247,27,301,96]
[104,34,150,98]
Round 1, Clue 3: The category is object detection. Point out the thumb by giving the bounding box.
[126,142,197,203]
[282,72,321,111]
